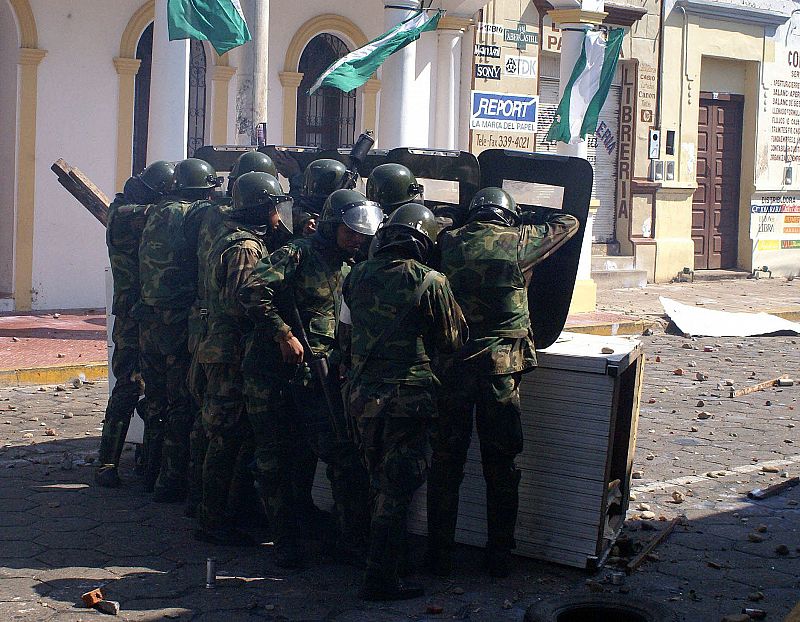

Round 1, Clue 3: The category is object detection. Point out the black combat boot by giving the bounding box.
[95,464,122,488]
[484,462,521,578]
[358,520,424,602]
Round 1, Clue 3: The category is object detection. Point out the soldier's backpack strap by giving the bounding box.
[350,269,441,381]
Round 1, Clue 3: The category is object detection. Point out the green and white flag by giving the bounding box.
[546,28,624,144]
[167,0,251,56]
[309,10,442,95]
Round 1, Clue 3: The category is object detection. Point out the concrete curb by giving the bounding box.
[0,362,107,387]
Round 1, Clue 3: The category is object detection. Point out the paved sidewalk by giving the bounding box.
[1,278,797,386]
[0,331,798,621]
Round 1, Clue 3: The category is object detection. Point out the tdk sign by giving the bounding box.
[470,91,539,133]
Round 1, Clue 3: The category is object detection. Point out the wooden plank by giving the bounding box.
[51,158,109,227]
[730,376,789,398]
[625,516,683,573]
[747,477,799,500]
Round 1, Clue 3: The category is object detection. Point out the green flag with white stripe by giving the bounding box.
[309,10,442,95]
[167,0,251,56]
[546,28,624,144]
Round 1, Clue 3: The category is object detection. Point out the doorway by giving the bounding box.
[692,95,743,270]
[296,33,357,149]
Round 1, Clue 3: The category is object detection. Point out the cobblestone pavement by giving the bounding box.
[0,331,798,621]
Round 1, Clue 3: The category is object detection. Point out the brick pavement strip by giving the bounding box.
[0,332,798,622]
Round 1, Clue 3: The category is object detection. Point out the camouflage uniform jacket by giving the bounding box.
[107,193,151,316]
[138,197,200,312]
[437,213,579,374]
[198,221,268,364]
[185,199,231,352]
[238,235,351,380]
[341,256,467,387]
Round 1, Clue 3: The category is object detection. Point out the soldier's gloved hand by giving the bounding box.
[279,333,304,365]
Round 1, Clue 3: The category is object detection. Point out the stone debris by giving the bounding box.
[640,511,655,520]
[671,491,684,504]
[775,544,790,555]
[697,411,712,420]
[696,400,705,407]
[636,503,651,511]
[44,428,56,436]
[682,343,693,349]
[695,372,709,381]
[56,353,65,358]
[426,604,444,614]
[747,533,764,543]
[703,346,714,352]
[691,426,699,432]
[501,599,513,609]
[755,525,767,533]
[22,432,33,439]
[721,614,750,622]
[723,379,734,386]
[95,600,120,615]
[747,591,765,602]
[63,412,74,419]
[452,587,465,595]
[673,368,684,376]
[601,347,614,354]
[81,588,104,607]
[761,465,780,473]
[688,361,697,367]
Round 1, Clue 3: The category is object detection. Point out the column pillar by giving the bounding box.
[362,78,381,134]
[278,71,303,144]
[14,47,47,311]
[252,0,269,134]
[211,64,237,144]
[147,0,190,162]
[434,16,470,150]
[548,6,607,314]
[113,57,141,190]
[378,0,423,147]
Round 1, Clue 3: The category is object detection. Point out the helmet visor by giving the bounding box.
[276,198,293,236]
[342,201,385,236]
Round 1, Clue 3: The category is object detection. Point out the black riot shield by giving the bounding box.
[477,149,593,350]
[384,148,480,224]
[194,145,255,173]
[259,146,389,179]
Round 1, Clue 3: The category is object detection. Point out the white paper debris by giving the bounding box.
[660,297,800,337]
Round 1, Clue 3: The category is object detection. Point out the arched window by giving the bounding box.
[296,34,357,149]
[187,40,207,157]
[132,22,153,175]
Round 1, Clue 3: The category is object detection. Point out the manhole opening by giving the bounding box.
[556,605,648,622]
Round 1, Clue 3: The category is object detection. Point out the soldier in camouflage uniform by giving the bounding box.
[427,187,579,577]
[340,203,467,601]
[184,150,277,518]
[136,158,222,502]
[238,188,383,567]
[96,161,175,488]
[194,172,292,545]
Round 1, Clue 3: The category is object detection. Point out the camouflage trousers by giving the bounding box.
[350,382,433,585]
[428,370,523,554]
[98,315,142,469]
[244,372,369,545]
[198,363,249,531]
[139,315,195,496]
[186,352,208,516]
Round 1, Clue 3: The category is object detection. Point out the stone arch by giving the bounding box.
[119,0,153,58]
[284,14,368,73]
[8,0,36,48]
[280,14,379,144]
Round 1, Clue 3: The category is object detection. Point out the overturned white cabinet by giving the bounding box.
[314,331,644,570]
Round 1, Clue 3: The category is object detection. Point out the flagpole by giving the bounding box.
[547,0,608,314]
[252,0,269,141]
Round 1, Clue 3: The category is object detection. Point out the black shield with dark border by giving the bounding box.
[384,148,480,225]
[478,149,592,350]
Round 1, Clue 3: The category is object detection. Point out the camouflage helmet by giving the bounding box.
[366,163,423,211]
[137,160,175,195]
[229,151,277,182]
[320,188,384,236]
[468,187,519,225]
[303,159,348,199]
[231,172,293,233]
[174,158,222,191]
[373,202,437,261]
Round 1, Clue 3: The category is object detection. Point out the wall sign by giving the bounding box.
[504,55,537,80]
[475,43,501,58]
[477,22,504,35]
[475,64,502,80]
[503,22,538,51]
[470,91,538,133]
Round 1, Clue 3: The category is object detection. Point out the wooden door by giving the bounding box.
[692,96,743,269]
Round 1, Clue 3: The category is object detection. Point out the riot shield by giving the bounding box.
[384,148,480,224]
[478,149,593,350]
[193,145,254,173]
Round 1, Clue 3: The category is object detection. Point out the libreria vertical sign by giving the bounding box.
[470,91,539,133]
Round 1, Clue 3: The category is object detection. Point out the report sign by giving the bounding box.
[470,91,538,133]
